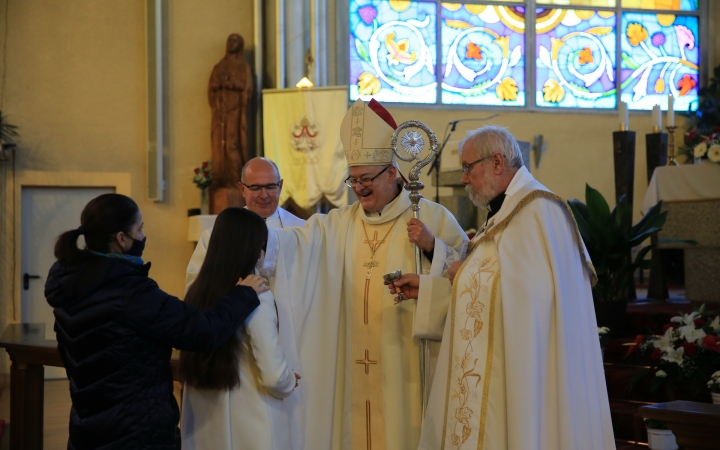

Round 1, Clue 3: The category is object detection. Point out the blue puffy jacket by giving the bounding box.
[45,254,259,450]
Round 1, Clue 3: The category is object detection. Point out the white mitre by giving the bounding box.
[340,98,398,167]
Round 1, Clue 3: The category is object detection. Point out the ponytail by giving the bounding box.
[54,228,88,264]
[53,194,140,263]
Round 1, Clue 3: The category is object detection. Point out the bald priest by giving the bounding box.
[252,99,466,450]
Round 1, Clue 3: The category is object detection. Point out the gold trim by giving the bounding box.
[440,252,477,449]
[366,400,372,450]
[476,273,500,449]
[468,190,597,287]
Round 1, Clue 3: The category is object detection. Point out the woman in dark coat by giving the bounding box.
[44,193,266,450]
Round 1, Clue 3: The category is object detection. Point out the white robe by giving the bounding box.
[181,290,297,450]
[186,209,306,450]
[417,167,615,450]
[257,190,467,450]
[265,207,306,228]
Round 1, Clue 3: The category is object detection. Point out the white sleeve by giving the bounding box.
[246,291,296,399]
[257,227,279,278]
[427,236,466,276]
[413,274,452,339]
[185,229,211,293]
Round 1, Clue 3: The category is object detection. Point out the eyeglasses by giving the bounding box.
[241,182,282,192]
[344,165,391,188]
[461,156,491,175]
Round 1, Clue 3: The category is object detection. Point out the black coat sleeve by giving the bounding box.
[119,281,260,351]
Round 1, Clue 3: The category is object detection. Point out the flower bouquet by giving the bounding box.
[193,161,212,214]
[192,161,212,189]
[709,371,720,404]
[680,63,720,164]
[625,305,720,402]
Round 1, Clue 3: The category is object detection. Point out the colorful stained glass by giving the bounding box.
[441,4,526,106]
[349,0,437,104]
[536,9,617,108]
[621,0,698,11]
[620,14,699,111]
[537,0,616,6]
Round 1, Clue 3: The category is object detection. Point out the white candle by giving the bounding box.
[619,101,628,130]
[652,105,662,132]
[668,94,674,127]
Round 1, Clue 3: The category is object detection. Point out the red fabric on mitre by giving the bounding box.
[367,99,397,130]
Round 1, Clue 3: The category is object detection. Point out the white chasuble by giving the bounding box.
[418,167,615,450]
[255,190,467,450]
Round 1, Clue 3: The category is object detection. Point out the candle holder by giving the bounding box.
[665,126,678,166]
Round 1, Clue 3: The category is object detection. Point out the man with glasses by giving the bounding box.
[233,99,466,450]
[387,126,614,450]
[239,157,306,228]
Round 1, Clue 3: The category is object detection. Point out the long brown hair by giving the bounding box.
[179,207,268,390]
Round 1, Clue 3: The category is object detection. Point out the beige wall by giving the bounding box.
[0,0,256,327]
[0,0,718,353]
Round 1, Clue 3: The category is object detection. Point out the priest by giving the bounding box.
[190,99,466,450]
[388,126,615,450]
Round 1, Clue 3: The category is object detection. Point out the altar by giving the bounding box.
[642,163,720,303]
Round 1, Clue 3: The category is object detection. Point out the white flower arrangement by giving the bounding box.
[708,144,720,163]
[708,371,720,394]
[694,142,708,158]
[655,370,667,378]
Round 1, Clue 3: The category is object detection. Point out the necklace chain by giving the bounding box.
[361,216,401,260]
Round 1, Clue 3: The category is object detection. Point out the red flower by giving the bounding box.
[194,168,200,174]
[202,161,208,168]
[625,335,645,358]
[694,318,705,327]
[702,335,720,353]
[662,323,678,333]
[681,341,697,356]
[651,347,662,361]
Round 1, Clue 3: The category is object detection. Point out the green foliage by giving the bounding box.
[0,110,19,143]
[569,184,668,303]
[355,39,370,63]
[680,63,720,159]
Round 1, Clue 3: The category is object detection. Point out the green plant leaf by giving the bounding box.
[657,238,698,245]
[630,201,665,237]
[633,244,653,265]
[613,195,633,233]
[355,39,371,63]
[585,184,611,225]
[568,200,594,247]
[629,227,664,247]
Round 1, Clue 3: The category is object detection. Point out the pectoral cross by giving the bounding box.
[363,259,379,279]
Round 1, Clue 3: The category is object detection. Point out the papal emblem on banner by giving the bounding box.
[290,116,321,152]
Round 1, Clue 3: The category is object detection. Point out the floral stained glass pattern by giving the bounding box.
[349,0,437,104]
[441,4,526,106]
[536,9,617,108]
[620,13,699,111]
[621,0,698,11]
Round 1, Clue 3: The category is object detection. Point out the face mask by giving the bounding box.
[125,235,146,258]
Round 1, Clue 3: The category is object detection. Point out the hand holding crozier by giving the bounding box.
[384,272,420,304]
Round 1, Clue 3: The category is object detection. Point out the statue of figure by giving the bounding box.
[208,33,252,213]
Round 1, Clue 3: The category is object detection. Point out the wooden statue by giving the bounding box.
[208,33,252,213]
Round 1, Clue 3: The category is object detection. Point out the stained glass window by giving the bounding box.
[536,9,617,108]
[621,0,698,11]
[538,0,616,6]
[349,0,438,104]
[441,4,526,106]
[620,13,699,111]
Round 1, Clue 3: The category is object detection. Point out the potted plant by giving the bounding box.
[568,185,670,331]
[192,160,212,215]
[708,371,720,404]
[680,63,720,164]
[625,305,720,402]
[644,419,678,450]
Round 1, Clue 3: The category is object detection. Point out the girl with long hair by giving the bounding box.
[45,193,265,450]
[180,207,300,450]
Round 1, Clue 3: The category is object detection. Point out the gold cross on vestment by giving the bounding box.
[355,349,378,374]
[364,231,384,253]
[363,259,379,280]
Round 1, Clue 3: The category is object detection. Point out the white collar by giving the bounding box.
[505,166,535,198]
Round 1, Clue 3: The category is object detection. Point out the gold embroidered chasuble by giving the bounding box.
[416,166,614,450]
[250,190,467,450]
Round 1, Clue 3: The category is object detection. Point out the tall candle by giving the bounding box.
[668,94,674,127]
[652,105,661,132]
[619,101,628,131]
